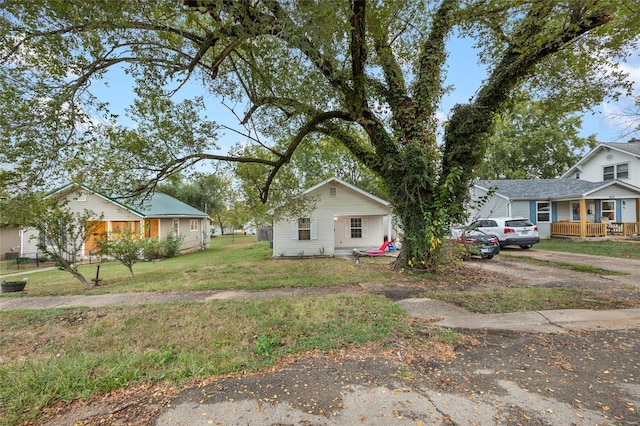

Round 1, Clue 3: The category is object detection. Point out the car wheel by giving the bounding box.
[481,254,494,259]
[520,244,532,249]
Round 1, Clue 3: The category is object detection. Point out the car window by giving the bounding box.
[484,220,498,227]
[505,219,533,227]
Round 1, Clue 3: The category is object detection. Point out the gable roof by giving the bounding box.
[475,178,640,201]
[561,140,640,178]
[47,183,145,217]
[303,177,390,208]
[47,183,208,218]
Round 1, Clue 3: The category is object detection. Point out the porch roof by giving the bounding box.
[475,179,640,201]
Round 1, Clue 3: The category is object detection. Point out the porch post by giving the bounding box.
[387,214,392,240]
[579,199,587,237]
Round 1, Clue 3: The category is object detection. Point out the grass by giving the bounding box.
[536,239,640,260]
[0,294,417,425]
[508,255,628,275]
[1,235,637,424]
[0,235,405,296]
[422,287,634,314]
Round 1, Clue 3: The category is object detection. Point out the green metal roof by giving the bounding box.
[139,193,209,218]
[48,183,209,218]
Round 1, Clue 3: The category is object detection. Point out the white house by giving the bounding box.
[562,139,640,185]
[272,177,395,257]
[16,183,211,259]
[471,179,640,239]
[467,139,640,239]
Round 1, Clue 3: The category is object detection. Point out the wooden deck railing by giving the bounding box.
[551,222,640,237]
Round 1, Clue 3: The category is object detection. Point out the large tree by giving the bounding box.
[476,96,599,179]
[1,1,637,270]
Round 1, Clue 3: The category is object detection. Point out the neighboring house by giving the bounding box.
[15,183,210,259]
[470,178,640,239]
[272,177,395,257]
[0,226,22,260]
[466,138,640,239]
[561,139,640,185]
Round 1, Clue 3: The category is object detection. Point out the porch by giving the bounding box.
[550,221,640,238]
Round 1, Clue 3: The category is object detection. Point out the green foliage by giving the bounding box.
[476,96,598,179]
[95,229,145,278]
[160,234,184,259]
[140,235,184,260]
[1,0,638,272]
[33,202,103,289]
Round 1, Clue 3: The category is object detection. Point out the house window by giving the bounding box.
[190,220,198,231]
[617,163,629,179]
[603,163,629,180]
[329,187,337,197]
[350,218,362,238]
[172,219,179,235]
[601,201,615,221]
[603,166,614,181]
[298,218,311,240]
[291,218,317,240]
[536,202,550,223]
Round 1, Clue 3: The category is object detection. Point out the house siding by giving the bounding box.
[272,179,392,257]
[0,227,21,259]
[273,209,331,257]
[573,149,640,185]
[469,186,510,219]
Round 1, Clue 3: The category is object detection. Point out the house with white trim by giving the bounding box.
[272,177,396,257]
[11,183,210,259]
[468,139,640,239]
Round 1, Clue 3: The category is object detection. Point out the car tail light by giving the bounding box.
[504,227,515,234]
[533,226,538,232]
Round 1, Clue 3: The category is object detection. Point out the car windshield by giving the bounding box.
[505,219,533,227]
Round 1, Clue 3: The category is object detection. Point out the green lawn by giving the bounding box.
[0,235,406,296]
[536,238,640,260]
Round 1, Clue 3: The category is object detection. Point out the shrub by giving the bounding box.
[160,234,184,258]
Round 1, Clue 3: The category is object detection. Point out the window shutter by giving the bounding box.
[345,220,350,238]
[311,219,318,240]
[291,220,298,240]
[362,219,368,237]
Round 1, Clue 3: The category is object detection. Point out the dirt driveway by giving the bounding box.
[463,247,640,301]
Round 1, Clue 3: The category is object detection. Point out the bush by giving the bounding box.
[141,238,162,260]
[141,235,184,260]
[160,235,184,258]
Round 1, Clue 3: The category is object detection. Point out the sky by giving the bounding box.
[91,35,640,155]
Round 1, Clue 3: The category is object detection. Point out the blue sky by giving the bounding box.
[92,37,640,154]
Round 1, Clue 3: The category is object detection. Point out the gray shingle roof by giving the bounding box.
[476,179,604,199]
[602,141,640,156]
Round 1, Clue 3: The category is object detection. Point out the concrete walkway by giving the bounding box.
[397,298,640,333]
[3,287,640,333]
